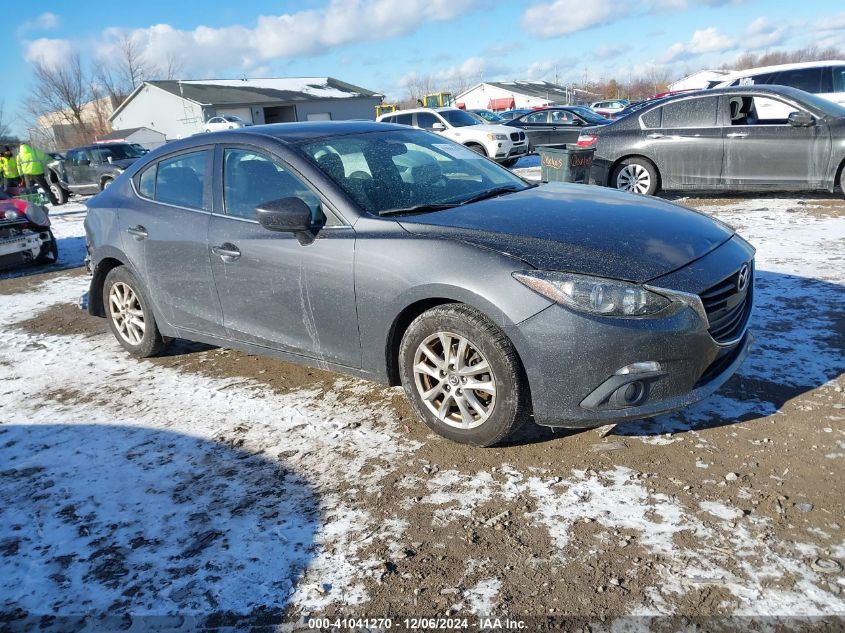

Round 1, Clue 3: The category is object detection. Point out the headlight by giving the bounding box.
[513,271,671,317]
[486,133,508,141]
[3,209,20,220]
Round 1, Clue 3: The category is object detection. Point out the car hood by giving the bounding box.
[396,183,735,283]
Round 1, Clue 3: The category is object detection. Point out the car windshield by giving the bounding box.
[439,109,482,128]
[472,110,504,123]
[567,107,610,123]
[92,144,144,160]
[785,90,845,118]
[300,129,531,216]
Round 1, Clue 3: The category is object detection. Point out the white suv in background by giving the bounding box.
[204,115,251,132]
[376,107,528,166]
[712,60,845,109]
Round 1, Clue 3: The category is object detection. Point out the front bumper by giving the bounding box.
[506,238,755,428]
[493,140,529,162]
[0,227,52,269]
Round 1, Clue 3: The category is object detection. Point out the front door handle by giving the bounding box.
[126,225,148,240]
[647,133,664,139]
[726,132,748,139]
[211,243,241,261]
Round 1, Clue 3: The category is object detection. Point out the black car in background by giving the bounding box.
[47,142,145,204]
[507,107,613,151]
[582,85,845,196]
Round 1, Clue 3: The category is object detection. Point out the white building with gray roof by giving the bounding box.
[108,77,383,140]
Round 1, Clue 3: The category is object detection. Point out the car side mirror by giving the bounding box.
[788,111,814,127]
[432,122,446,131]
[256,197,315,244]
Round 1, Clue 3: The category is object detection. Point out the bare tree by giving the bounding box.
[0,100,10,140]
[96,34,153,108]
[28,53,91,134]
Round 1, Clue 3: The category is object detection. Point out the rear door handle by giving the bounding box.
[646,133,664,139]
[211,243,241,261]
[726,132,748,138]
[126,225,148,240]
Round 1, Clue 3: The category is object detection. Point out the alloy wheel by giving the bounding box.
[412,331,496,429]
[616,164,651,194]
[109,281,145,345]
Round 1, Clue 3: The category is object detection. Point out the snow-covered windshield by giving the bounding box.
[301,129,530,216]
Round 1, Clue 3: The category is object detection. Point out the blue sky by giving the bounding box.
[5,0,845,135]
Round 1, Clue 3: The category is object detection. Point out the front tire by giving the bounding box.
[104,267,169,357]
[48,179,67,205]
[399,304,530,447]
[465,143,487,157]
[612,157,659,195]
[100,177,113,191]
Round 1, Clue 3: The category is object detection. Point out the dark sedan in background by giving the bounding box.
[84,121,754,447]
[507,107,613,151]
[582,85,845,196]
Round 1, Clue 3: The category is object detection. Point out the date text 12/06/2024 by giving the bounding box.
[306,617,527,630]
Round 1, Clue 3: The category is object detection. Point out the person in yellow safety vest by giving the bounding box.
[1,146,22,193]
[16,142,59,205]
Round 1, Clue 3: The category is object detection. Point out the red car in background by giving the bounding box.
[0,192,57,270]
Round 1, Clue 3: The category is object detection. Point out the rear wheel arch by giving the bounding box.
[89,257,127,317]
[608,154,660,186]
[834,157,845,195]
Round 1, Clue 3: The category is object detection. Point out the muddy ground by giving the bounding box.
[0,193,843,631]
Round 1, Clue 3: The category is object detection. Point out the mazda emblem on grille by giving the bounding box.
[737,263,750,292]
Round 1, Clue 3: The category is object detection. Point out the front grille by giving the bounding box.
[510,132,525,142]
[699,263,753,343]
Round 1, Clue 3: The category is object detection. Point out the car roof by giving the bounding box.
[719,59,845,79]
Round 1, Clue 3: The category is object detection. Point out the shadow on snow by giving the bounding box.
[0,423,319,631]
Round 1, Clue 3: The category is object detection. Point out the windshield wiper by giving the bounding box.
[457,184,534,206]
[378,202,460,217]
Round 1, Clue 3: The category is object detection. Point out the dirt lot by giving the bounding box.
[0,191,843,631]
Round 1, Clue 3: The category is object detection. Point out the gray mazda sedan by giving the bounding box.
[83,121,755,446]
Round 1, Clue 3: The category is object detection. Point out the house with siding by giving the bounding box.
[108,77,383,140]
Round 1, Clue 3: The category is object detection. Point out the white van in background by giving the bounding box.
[712,60,845,120]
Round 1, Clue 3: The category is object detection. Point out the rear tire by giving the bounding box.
[48,178,67,205]
[612,157,659,196]
[103,266,169,358]
[399,304,530,447]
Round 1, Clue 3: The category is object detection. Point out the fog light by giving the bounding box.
[611,380,647,407]
[616,361,661,375]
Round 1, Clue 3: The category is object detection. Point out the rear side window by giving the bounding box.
[758,67,825,93]
[660,97,718,128]
[138,164,156,198]
[154,150,209,210]
[640,108,662,128]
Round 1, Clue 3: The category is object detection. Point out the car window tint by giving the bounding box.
[394,114,413,126]
[834,66,845,93]
[67,150,85,166]
[550,110,572,123]
[524,111,548,124]
[767,67,824,93]
[223,148,322,223]
[138,164,156,198]
[415,112,439,130]
[640,108,662,128]
[155,150,209,210]
[661,97,717,128]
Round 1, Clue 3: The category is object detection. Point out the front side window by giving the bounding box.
[154,150,209,210]
[661,97,718,128]
[523,111,549,124]
[439,109,480,128]
[223,148,322,222]
[832,66,845,93]
[415,112,440,130]
[550,110,572,123]
[67,149,87,166]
